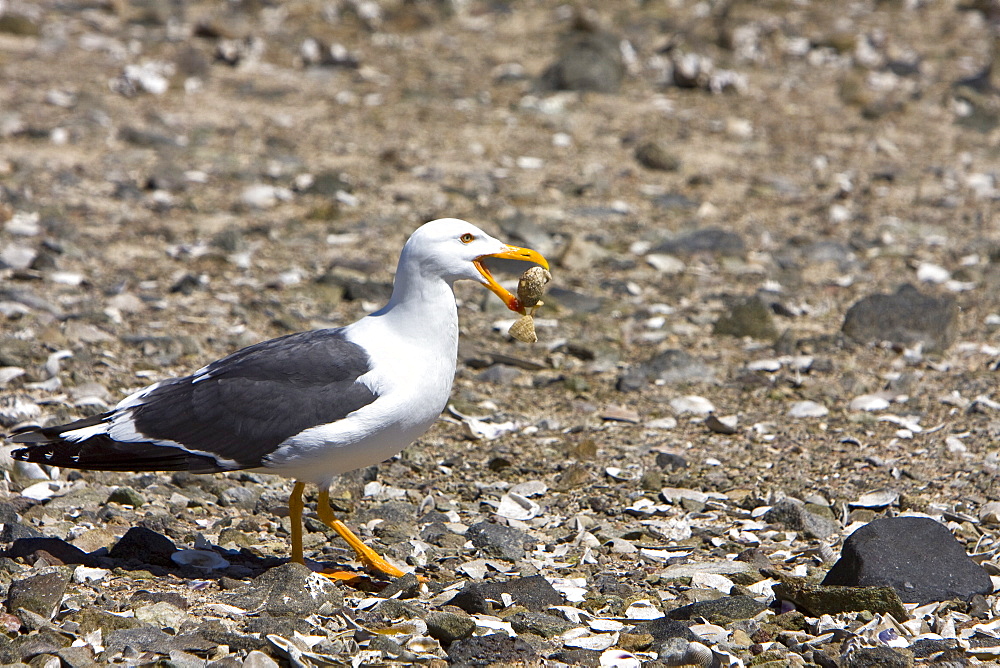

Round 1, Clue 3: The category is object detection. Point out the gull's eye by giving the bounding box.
[460,233,475,244]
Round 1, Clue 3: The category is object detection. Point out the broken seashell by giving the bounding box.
[508,314,537,343]
[517,266,551,309]
[171,549,231,570]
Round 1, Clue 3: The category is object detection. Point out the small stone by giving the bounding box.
[5,537,93,566]
[651,228,746,257]
[447,634,540,666]
[705,414,737,435]
[447,575,563,614]
[226,562,343,615]
[842,284,958,353]
[107,487,145,508]
[465,521,535,561]
[6,571,69,619]
[713,296,778,340]
[845,646,914,668]
[540,25,624,93]
[665,595,767,622]
[425,610,476,644]
[134,602,189,632]
[617,349,714,392]
[635,142,681,171]
[764,499,840,540]
[507,611,579,638]
[109,527,176,567]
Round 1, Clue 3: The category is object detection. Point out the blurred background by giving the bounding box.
[2,0,1000,506]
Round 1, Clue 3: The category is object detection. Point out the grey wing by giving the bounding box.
[11,329,379,472]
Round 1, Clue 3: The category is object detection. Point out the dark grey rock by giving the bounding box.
[106,487,144,507]
[713,296,778,340]
[447,575,564,614]
[67,607,143,635]
[226,562,343,615]
[129,590,188,610]
[108,527,176,567]
[651,193,699,211]
[375,572,421,600]
[245,614,315,638]
[548,648,602,666]
[54,646,99,668]
[845,646,914,668]
[617,349,714,392]
[476,364,523,385]
[357,500,417,524]
[507,611,579,638]
[822,517,993,604]
[635,141,681,171]
[655,452,689,471]
[194,620,270,653]
[665,595,767,622]
[630,618,698,643]
[652,228,746,257]
[540,28,623,93]
[764,499,840,540]
[6,571,68,619]
[465,521,535,561]
[216,485,260,510]
[424,610,476,644]
[0,501,23,525]
[446,633,540,666]
[1,523,43,543]
[103,627,215,655]
[907,638,960,659]
[842,284,958,353]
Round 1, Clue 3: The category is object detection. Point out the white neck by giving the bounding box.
[356,253,460,353]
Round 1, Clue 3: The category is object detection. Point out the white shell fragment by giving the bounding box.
[849,394,890,411]
[72,566,109,584]
[852,490,900,508]
[788,400,829,418]
[670,395,716,415]
[624,599,663,620]
[600,649,641,668]
[170,549,231,570]
[495,492,542,521]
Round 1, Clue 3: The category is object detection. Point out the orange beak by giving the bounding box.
[474,246,549,315]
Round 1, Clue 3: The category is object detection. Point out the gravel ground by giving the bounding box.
[4,1,1000,666]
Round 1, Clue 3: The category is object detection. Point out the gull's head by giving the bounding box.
[403,218,549,314]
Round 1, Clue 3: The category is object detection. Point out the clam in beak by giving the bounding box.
[474,246,550,315]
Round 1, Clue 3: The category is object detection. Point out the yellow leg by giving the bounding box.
[315,486,409,579]
[289,481,306,565]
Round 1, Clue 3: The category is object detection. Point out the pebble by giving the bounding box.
[842,284,958,352]
[465,521,535,561]
[6,571,69,619]
[540,23,624,93]
[764,499,841,540]
[651,228,746,257]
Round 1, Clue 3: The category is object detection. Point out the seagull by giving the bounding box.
[9,218,549,579]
